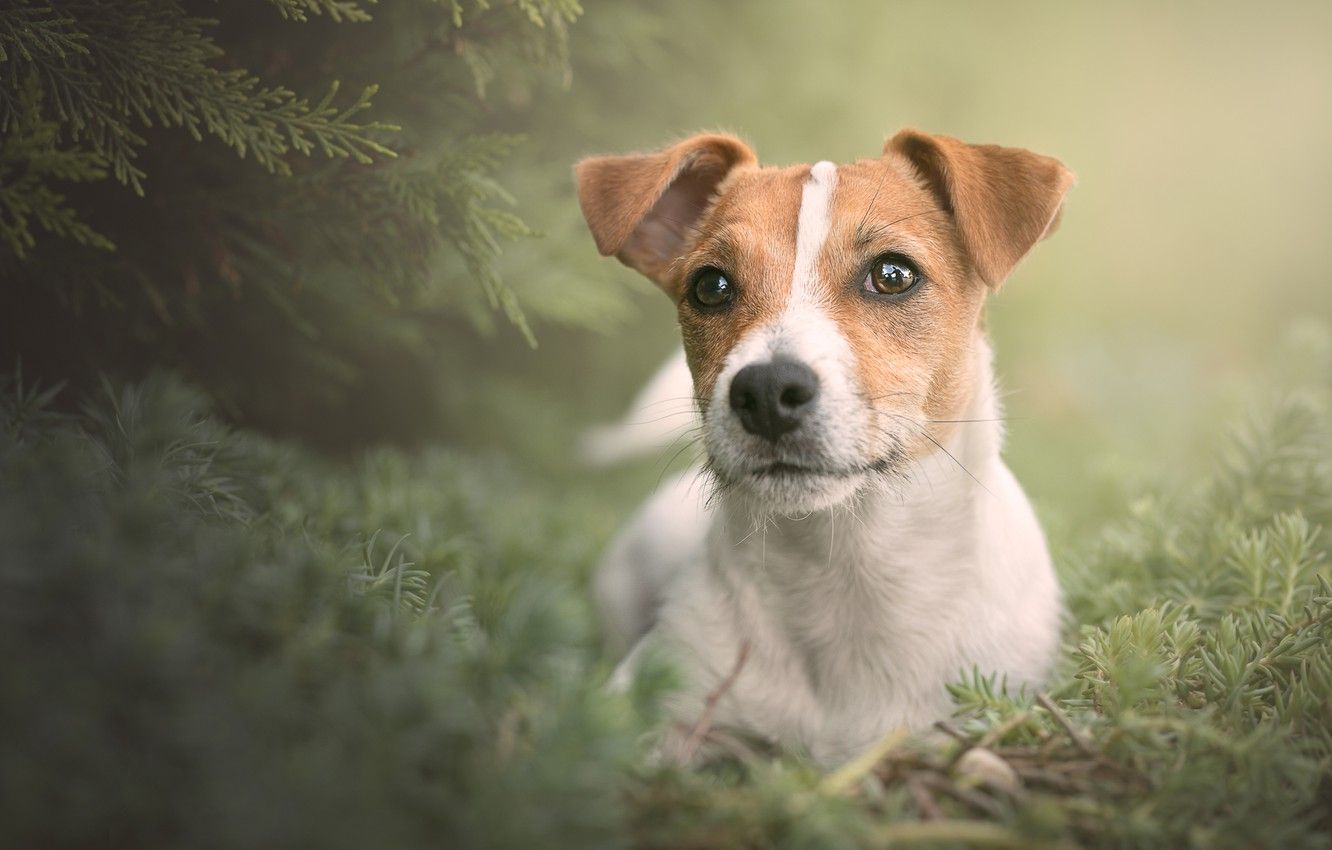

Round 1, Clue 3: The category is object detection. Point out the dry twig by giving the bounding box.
[676,640,752,764]
[1036,692,1096,757]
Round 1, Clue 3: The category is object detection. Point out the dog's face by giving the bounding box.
[577,130,1073,513]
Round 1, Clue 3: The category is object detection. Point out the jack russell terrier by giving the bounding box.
[575,129,1073,767]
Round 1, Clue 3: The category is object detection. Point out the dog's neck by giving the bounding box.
[710,333,1003,603]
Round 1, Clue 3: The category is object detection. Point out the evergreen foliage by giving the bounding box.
[1,328,1328,849]
[0,76,111,256]
[0,0,590,445]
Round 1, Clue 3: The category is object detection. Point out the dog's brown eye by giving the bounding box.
[690,267,734,309]
[865,254,920,296]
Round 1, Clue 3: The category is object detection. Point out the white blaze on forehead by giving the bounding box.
[790,160,837,304]
[771,159,847,367]
[704,157,869,485]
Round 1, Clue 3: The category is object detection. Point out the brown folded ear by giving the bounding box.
[885,129,1075,288]
[574,133,757,287]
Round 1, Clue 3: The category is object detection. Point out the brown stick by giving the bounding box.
[908,776,945,820]
[921,773,1005,819]
[1036,692,1096,757]
[933,720,971,744]
[975,710,1031,751]
[677,640,752,764]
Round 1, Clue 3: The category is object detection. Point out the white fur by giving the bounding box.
[594,466,709,654]
[580,348,695,466]
[791,161,837,304]
[591,164,1061,768]
[703,161,876,513]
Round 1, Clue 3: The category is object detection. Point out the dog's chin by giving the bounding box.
[719,462,871,515]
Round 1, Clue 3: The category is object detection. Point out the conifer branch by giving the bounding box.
[0,2,397,196]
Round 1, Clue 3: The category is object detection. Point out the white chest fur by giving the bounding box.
[600,342,1062,766]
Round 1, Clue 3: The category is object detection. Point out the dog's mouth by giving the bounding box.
[703,443,908,512]
[748,457,896,480]
[704,454,903,513]
[703,409,911,510]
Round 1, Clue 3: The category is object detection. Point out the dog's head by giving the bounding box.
[576,130,1073,513]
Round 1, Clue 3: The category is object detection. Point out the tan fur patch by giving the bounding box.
[817,158,984,455]
[671,165,808,403]
[670,157,984,456]
[575,130,1073,463]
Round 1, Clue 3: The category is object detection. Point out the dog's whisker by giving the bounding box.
[864,390,928,403]
[620,410,703,428]
[734,520,762,547]
[760,520,768,574]
[682,463,715,502]
[846,499,869,532]
[855,166,894,235]
[651,430,706,492]
[856,207,950,247]
[651,425,704,455]
[630,395,708,409]
[925,416,1015,425]
[881,413,993,497]
[871,408,1015,426]
[827,503,836,571]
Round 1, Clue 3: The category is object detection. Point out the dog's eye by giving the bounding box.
[690,267,735,309]
[864,254,921,296]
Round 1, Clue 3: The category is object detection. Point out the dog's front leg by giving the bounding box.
[609,625,777,766]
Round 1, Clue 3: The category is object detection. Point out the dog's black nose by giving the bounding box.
[728,360,820,442]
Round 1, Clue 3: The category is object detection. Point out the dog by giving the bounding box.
[575,129,1073,767]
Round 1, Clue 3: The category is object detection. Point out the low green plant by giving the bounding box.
[0,327,1328,849]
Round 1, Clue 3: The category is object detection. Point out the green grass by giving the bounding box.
[1,325,1329,850]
